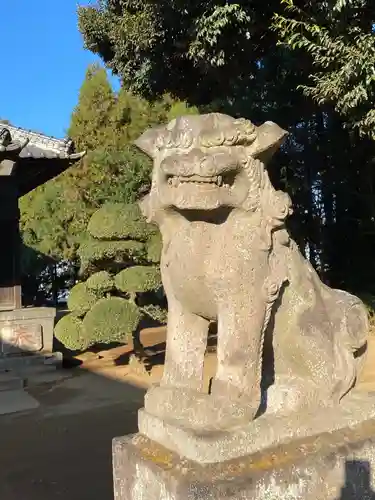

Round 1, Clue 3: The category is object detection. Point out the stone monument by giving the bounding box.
[113,114,375,499]
[0,124,85,373]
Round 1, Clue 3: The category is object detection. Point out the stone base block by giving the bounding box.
[0,351,62,372]
[0,307,56,356]
[113,424,375,500]
[138,391,375,464]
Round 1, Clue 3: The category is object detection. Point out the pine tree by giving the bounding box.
[55,203,166,352]
[68,64,116,151]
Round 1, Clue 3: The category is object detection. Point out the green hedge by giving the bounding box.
[86,271,114,294]
[87,203,158,241]
[67,282,98,316]
[54,314,90,351]
[115,266,161,293]
[82,297,142,345]
[141,304,168,324]
[78,238,146,276]
[146,232,162,263]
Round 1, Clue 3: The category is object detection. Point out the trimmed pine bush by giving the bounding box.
[146,232,162,263]
[115,266,161,293]
[55,202,166,352]
[82,297,142,345]
[67,282,98,316]
[78,238,146,276]
[54,314,90,351]
[86,271,114,294]
[87,203,158,241]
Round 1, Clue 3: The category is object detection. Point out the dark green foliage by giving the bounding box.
[67,282,99,316]
[77,0,375,300]
[86,271,114,293]
[115,266,161,293]
[20,64,171,264]
[82,297,141,346]
[20,62,197,303]
[141,304,168,325]
[55,201,166,351]
[273,1,375,139]
[88,203,157,241]
[54,314,89,351]
[78,238,146,277]
[20,245,56,306]
[77,2,280,105]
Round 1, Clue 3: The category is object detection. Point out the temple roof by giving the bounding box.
[0,124,86,196]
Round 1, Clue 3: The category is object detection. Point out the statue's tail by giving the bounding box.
[331,290,369,401]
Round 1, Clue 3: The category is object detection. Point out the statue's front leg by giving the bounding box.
[210,274,282,425]
[161,297,208,391]
[211,297,267,420]
[144,295,209,421]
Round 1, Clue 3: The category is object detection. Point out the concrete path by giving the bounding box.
[0,370,145,500]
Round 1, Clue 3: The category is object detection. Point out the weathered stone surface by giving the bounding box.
[1,323,42,354]
[0,351,62,372]
[138,391,375,463]
[133,113,369,458]
[113,425,375,500]
[0,307,55,357]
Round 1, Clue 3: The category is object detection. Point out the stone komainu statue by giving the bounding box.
[135,113,368,428]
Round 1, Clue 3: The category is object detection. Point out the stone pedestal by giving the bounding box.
[113,422,375,500]
[0,307,55,357]
[113,392,375,499]
[0,306,60,415]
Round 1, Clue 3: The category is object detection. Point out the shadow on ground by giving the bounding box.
[340,461,375,499]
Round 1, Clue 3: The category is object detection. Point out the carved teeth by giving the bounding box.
[167,175,232,187]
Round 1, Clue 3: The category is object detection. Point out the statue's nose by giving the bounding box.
[198,157,216,176]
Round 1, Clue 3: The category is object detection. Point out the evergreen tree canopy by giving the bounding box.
[77,5,375,301]
[20,65,192,263]
[273,0,375,138]
[77,1,282,107]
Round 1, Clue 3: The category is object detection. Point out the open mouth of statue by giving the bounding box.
[166,173,236,189]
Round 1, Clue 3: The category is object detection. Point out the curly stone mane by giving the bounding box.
[154,115,258,152]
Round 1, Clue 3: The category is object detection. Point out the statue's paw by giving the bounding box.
[264,377,331,416]
[144,384,211,426]
[144,383,259,430]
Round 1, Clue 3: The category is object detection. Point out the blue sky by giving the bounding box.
[0,1,118,138]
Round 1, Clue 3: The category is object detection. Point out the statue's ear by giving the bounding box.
[251,122,288,163]
[134,125,167,159]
